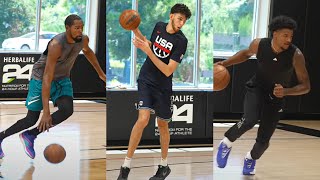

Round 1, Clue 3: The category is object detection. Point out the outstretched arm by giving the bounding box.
[218,38,260,67]
[82,35,106,82]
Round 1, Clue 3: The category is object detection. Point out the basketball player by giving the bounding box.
[215,15,310,175]
[117,3,191,180]
[0,14,106,159]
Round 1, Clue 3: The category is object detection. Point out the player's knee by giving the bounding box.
[56,96,74,118]
[22,111,40,127]
[136,116,149,128]
[157,120,168,129]
[61,105,73,118]
[240,120,256,131]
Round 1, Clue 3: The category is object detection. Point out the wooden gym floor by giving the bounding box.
[107,147,213,179]
[0,100,106,180]
[213,120,320,180]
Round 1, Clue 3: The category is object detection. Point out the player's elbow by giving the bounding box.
[164,69,174,77]
[301,81,311,94]
[164,72,172,77]
[305,83,311,94]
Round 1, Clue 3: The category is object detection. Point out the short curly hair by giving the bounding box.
[65,14,82,27]
[170,3,192,20]
[268,15,297,33]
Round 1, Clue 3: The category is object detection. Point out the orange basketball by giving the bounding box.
[119,9,141,30]
[214,64,230,91]
[44,143,66,164]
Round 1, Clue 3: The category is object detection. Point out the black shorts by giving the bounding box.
[136,80,173,121]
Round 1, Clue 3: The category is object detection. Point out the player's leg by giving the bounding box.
[243,99,282,175]
[0,79,42,159]
[149,90,172,180]
[0,110,40,158]
[217,87,262,168]
[118,81,154,180]
[20,78,73,159]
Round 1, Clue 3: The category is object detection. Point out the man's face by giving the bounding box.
[170,13,187,32]
[273,28,294,51]
[67,20,84,43]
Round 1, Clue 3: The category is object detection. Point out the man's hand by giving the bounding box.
[37,114,53,132]
[132,36,150,53]
[273,84,285,98]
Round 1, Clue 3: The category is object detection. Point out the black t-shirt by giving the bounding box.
[249,38,297,95]
[138,22,188,90]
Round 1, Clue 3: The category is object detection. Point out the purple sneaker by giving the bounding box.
[0,140,4,158]
[19,131,36,159]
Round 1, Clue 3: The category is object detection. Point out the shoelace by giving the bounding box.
[246,159,253,168]
[221,145,230,155]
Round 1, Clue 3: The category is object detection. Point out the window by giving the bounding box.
[106,1,132,87]
[0,0,88,52]
[212,0,255,55]
[199,0,214,87]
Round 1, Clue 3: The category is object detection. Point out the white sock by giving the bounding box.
[122,156,132,168]
[222,137,233,148]
[245,152,253,159]
[160,158,168,166]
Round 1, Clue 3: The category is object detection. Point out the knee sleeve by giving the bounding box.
[57,96,74,118]
[51,96,74,125]
[22,110,41,127]
[250,142,270,159]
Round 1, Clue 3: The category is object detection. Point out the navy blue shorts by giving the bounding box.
[136,80,173,121]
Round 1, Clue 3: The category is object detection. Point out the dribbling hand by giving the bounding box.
[38,114,53,132]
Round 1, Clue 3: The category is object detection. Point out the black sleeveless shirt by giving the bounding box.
[249,38,296,95]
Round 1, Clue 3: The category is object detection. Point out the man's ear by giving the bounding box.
[169,14,174,20]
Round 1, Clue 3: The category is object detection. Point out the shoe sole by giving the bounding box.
[19,134,35,159]
[216,154,230,168]
[149,168,171,180]
[243,169,256,175]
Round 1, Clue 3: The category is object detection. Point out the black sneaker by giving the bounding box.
[149,165,171,180]
[117,166,130,180]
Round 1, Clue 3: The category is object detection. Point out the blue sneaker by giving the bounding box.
[243,158,256,175]
[0,140,4,158]
[19,131,36,159]
[216,142,232,168]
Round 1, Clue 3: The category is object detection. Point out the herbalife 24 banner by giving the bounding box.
[0,53,40,93]
[154,91,207,139]
[107,90,208,143]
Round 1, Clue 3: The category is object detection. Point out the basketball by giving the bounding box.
[43,143,66,164]
[119,9,141,30]
[214,64,230,91]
